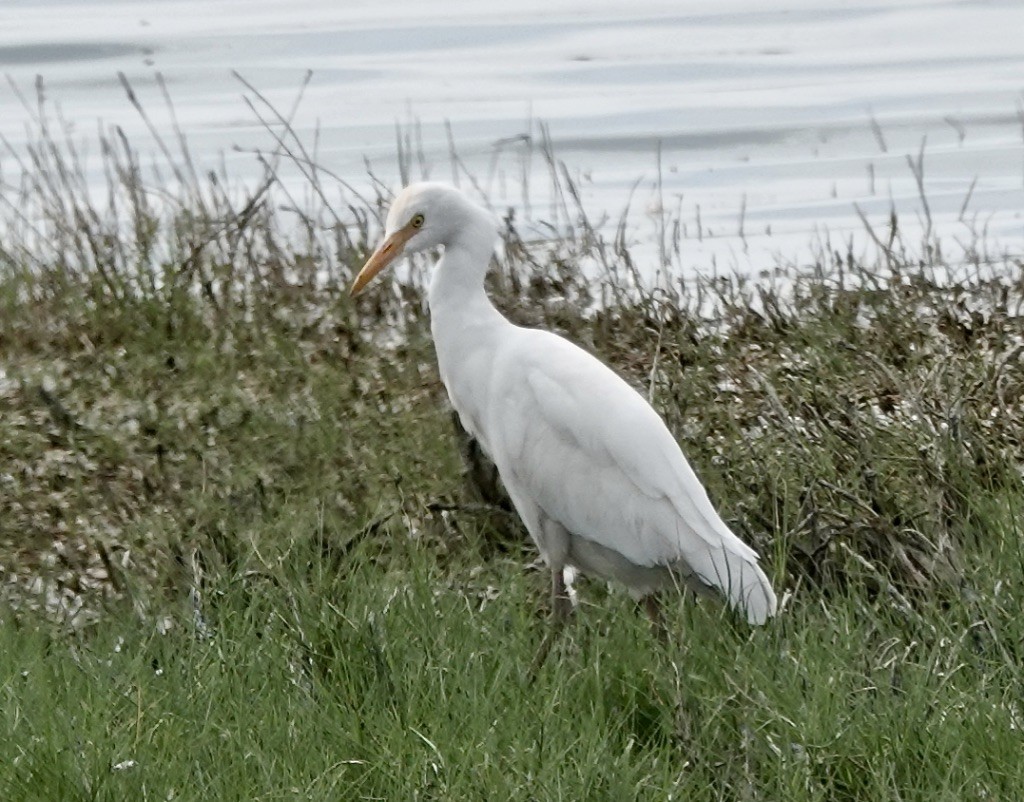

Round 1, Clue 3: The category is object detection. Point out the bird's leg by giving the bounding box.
[643,594,669,645]
[551,566,573,624]
[528,568,572,680]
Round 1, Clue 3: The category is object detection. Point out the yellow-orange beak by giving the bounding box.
[350,226,416,296]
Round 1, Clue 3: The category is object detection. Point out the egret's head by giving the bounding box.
[350,182,485,296]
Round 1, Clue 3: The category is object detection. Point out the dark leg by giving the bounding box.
[643,594,669,645]
[529,568,572,680]
[551,567,573,624]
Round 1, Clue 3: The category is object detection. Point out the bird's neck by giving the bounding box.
[427,229,511,410]
[427,226,506,334]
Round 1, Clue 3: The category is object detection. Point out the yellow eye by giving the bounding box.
[410,213,425,229]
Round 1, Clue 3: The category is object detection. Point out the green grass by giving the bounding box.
[2,98,1024,799]
[3,529,1023,801]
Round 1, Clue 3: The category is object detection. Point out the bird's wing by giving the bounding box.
[492,329,763,585]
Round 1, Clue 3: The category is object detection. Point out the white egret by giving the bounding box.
[351,183,777,635]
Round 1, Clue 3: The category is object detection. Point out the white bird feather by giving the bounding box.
[352,182,777,627]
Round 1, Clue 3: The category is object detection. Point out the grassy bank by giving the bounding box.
[1,103,1023,799]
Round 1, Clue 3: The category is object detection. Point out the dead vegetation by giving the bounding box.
[1,80,1022,627]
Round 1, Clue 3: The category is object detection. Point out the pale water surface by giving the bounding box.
[2,0,1023,273]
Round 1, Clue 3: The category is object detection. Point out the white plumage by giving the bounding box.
[352,182,777,628]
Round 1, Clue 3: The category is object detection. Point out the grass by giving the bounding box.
[1,82,1023,799]
[3,534,1023,800]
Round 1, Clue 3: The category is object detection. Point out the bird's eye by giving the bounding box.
[410,213,425,229]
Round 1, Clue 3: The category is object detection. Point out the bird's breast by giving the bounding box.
[434,341,498,455]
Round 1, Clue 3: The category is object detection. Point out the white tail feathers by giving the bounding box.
[689,543,778,625]
[735,561,778,625]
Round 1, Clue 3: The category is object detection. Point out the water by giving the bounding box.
[2,0,1023,273]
